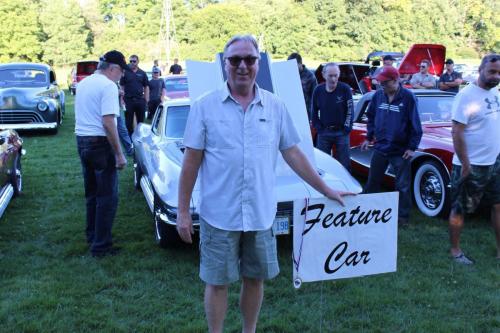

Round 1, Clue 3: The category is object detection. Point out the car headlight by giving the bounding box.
[37,101,48,111]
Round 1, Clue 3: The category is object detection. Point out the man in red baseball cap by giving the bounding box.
[361,66,423,226]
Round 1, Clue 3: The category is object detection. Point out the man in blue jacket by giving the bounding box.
[361,66,423,226]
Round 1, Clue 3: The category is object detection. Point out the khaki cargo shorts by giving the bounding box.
[199,218,279,285]
[450,154,500,215]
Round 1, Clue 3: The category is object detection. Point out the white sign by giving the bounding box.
[292,192,398,287]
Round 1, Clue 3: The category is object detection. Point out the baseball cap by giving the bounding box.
[376,66,400,82]
[382,55,395,61]
[445,58,454,64]
[100,50,129,71]
[152,67,161,73]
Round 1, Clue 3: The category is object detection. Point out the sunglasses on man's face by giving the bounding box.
[225,56,259,67]
[420,65,427,69]
[129,60,137,63]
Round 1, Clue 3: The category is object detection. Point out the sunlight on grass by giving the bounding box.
[0,93,498,332]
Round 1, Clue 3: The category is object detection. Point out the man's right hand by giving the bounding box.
[115,153,127,170]
[176,212,193,244]
[360,140,371,151]
[460,161,471,179]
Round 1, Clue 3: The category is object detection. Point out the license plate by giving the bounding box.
[273,216,289,235]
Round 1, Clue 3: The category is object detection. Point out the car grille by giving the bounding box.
[0,110,45,124]
[277,201,294,225]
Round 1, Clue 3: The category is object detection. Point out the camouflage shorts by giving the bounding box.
[450,154,500,215]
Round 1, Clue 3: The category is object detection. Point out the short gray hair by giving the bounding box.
[97,61,112,70]
[97,61,121,71]
[223,35,260,57]
[322,62,339,74]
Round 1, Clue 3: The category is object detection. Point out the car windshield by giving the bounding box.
[417,96,454,123]
[165,77,188,92]
[165,105,189,138]
[0,69,48,87]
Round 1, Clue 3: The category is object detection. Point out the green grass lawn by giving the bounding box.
[0,93,498,332]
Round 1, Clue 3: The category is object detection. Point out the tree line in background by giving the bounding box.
[0,0,498,67]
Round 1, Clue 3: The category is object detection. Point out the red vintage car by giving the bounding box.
[0,129,23,219]
[67,60,98,95]
[350,89,456,218]
[163,75,189,100]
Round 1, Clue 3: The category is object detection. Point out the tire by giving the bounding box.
[11,153,22,196]
[50,125,59,135]
[49,113,60,135]
[154,195,181,248]
[133,157,142,190]
[413,160,450,217]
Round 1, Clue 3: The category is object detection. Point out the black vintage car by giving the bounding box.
[0,129,23,219]
[0,63,65,133]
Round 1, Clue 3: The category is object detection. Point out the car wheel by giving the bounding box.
[154,197,181,248]
[133,158,142,190]
[50,113,60,135]
[413,160,450,217]
[11,153,22,196]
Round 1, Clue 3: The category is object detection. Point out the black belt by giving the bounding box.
[77,136,107,143]
[325,125,343,130]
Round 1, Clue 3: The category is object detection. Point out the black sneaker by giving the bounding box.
[91,247,121,258]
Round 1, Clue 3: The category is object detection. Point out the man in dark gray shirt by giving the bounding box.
[147,68,166,120]
[439,59,463,93]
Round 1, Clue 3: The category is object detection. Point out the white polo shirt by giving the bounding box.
[452,83,500,166]
[183,83,301,231]
[75,72,119,136]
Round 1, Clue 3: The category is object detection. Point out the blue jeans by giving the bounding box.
[317,129,351,171]
[117,113,133,155]
[77,136,118,255]
[364,150,411,219]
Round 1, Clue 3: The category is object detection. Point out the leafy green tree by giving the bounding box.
[0,0,44,62]
[39,0,93,65]
[96,0,162,61]
[181,3,256,60]
[2,0,498,66]
[251,0,324,59]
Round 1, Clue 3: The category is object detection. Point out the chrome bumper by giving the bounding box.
[0,122,58,130]
[139,175,199,227]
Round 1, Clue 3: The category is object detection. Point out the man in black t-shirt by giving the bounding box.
[439,59,463,93]
[120,54,149,136]
[169,58,182,75]
[312,62,354,171]
[147,68,166,120]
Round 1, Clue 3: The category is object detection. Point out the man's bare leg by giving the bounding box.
[205,284,228,333]
[449,210,465,256]
[492,204,500,258]
[240,277,264,333]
